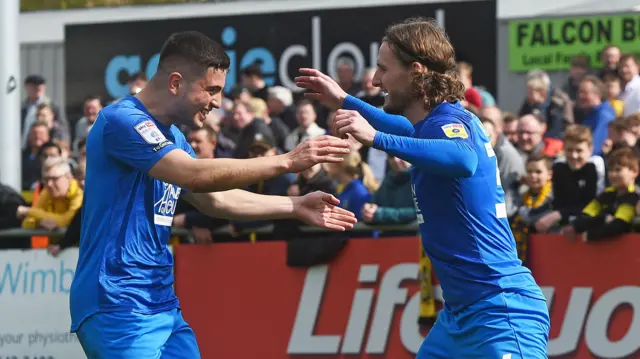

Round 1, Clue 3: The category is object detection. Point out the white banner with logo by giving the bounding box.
[0,248,84,359]
[0,246,175,359]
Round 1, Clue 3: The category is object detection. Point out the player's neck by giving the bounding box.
[404,101,430,125]
[135,88,174,127]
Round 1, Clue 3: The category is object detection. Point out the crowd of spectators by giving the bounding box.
[2,44,640,266]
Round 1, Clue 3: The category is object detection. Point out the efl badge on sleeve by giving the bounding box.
[441,123,469,139]
[134,120,167,144]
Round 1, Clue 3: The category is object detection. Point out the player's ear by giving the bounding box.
[168,72,184,96]
[411,62,425,73]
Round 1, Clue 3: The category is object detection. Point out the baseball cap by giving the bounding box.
[249,132,277,151]
[25,74,46,85]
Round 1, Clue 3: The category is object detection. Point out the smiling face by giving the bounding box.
[154,31,231,128]
[168,67,226,129]
[372,42,414,115]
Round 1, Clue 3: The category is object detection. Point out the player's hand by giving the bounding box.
[285,135,350,173]
[534,211,560,233]
[192,227,213,244]
[172,214,186,228]
[333,110,377,147]
[47,244,61,257]
[361,203,378,223]
[560,225,576,241]
[293,191,357,231]
[16,205,29,219]
[295,68,348,110]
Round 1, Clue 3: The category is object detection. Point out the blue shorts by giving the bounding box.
[76,308,200,359]
[417,291,549,359]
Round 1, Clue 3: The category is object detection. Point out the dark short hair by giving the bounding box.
[570,55,589,69]
[37,141,62,158]
[158,31,230,76]
[607,147,639,172]
[620,53,638,65]
[84,95,102,105]
[241,63,263,79]
[526,152,552,170]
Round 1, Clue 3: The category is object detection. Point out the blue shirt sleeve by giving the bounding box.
[372,117,478,178]
[102,111,178,173]
[590,115,611,156]
[343,95,415,137]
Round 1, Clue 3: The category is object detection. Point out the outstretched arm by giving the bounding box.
[294,68,415,137]
[342,95,415,137]
[102,113,350,193]
[331,110,478,178]
[182,190,357,231]
[374,132,478,177]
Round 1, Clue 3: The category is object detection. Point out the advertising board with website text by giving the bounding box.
[175,235,640,359]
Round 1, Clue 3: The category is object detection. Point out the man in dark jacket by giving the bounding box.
[0,183,28,249]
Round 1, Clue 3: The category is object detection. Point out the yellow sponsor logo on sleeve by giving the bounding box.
[441,123,469,139]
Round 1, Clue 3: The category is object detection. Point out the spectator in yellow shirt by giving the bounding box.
[603,74,624,117]
[17,156,83,230]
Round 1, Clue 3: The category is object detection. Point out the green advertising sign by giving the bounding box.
[509,14,640,72]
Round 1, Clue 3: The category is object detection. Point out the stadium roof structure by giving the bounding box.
[17,0,640,43]
[499,0,640,19]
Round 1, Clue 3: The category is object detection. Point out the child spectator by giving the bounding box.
[535,125,605,232]
[625,112,640,137]
[603,75,624,117]
[324,151,379,220]
[561,147,639,241]
[603,118,640,158]
[510,154,554,267]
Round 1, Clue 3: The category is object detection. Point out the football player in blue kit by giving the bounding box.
[295,17,550,359]
[69,31,357,359]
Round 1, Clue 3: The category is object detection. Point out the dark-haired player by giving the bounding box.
[70,31,356,358]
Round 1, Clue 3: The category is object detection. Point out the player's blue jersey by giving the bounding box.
[70,96,196,332]
[409,102,544,312]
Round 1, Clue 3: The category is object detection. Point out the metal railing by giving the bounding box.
[0,221,420,242]
[21,0,256,12]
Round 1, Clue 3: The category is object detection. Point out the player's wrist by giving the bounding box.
[276,153,294,173]
[337,92,348,109]
[290,195,304,220]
